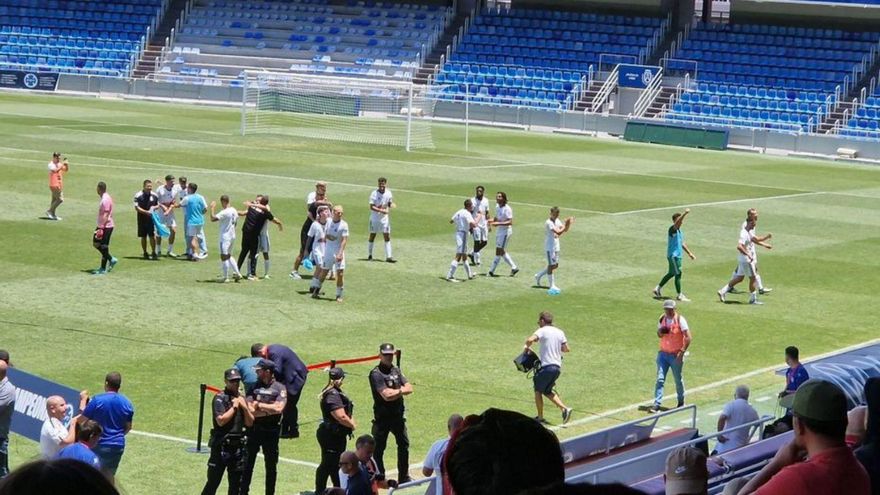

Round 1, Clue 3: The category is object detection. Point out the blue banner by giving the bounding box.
[618,65,659,89]
[0,70,59,91]
[776,343,880,409]
[8,368,81,442]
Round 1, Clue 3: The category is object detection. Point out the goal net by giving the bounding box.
[241,71,437,150]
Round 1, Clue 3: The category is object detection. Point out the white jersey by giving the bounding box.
[451,208,475,232]
[533,325,567,368]
[369,188,393,221]
[216,206,238,240]
[156,184,181,205]
[471,196,489,228]
[545,218,563,253]
[742,221,758,258]
[495,204,513,234]
[325,219,349,254]
[307,220,327,258]
[737,226,753,263]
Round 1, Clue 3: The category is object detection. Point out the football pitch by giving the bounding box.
[1,92,879,494]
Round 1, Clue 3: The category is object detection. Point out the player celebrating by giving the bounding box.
[488,191,518,277]
[210,195,244,283]
[368,177,396,263]
[291,182,330,279]
[314,205,349,302]
[447,199,480,282]
[717,215,772,304]
[535,207,573,294]
[728,209,773,295]
[155,175,181,257]
[652,209,696,302]
[468,185,490,267]
[307,206,331,295]
[256,197,283,279]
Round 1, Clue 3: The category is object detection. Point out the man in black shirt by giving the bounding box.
[241,359,287,495]
[133,179,159,260]
[201,368,254,495]
[369,343,414,482]
[237,195,281,280]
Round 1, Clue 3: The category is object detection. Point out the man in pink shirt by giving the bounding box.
[738,379,870,495]
[92,182,118,275]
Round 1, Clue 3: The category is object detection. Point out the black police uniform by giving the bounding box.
[201,390,247,495]
[240,379,285,495]
[369,363,410,478]
[315,387,354,493]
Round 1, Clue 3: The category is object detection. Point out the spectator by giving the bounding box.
[423,414,464,495]
[327,451,371,495]
[57,419,103,471]
[79,371,134,479]
[781,346,809,399]
[0,458,118,495]
[721,478,749,495]
[664,445,708,495]
[40,392,88,459]
[0,361,14,479]
[46,152,68,221]
[738,379,870,494]
[714,385,760,455]
[855,377,880,494]
[340,434,397,494]
[252,343,308,439]
[847,406,868,449]
[0,350,10,366]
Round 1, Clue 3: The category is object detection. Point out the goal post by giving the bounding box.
[241,71,437,151]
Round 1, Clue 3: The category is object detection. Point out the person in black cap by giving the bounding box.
[201,368,254,495]
[369,343,413,481]
[240,359,287,495]
[315,367,356,494]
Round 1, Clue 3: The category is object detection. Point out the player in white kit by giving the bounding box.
[718,214,772,304]
[468,185,490,267]
[367,177,396,263]
[307,206,331,295]
[155,174,181,257]
[447,199,481,282]
[535,207,574,294]
[209,195,244,282]
[256,197,283,279]
[314,205,349,302]
[488,191,519,277]
[727,209,773,295]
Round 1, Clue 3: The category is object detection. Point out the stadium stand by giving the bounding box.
[430,8,668,109]
[156,0,452,86]
[0,0,162,77]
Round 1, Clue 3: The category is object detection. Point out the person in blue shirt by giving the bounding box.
[235,353,262,395]
[177,182,208,261]
[327,451,371,495]
[57,419,103,471]
[80,372,134,480]
[653,208,696,302]
[783,346,810,396]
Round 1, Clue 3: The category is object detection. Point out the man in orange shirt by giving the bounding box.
[46,152,68,220]
[650,299,691,413]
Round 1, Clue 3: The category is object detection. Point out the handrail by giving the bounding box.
[632,67,664,118]
[567,415,775,485]
[588,64,619,114]
[388,476,433,494]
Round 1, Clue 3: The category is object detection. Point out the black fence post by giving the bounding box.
[187,383,209,454]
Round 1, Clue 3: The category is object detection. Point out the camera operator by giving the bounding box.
[315,367,356,494]
[650,299,691,413]
[201,368,253,495]
[369,343,413,482]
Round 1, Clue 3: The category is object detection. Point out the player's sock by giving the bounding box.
[168,243,174,254]
[535,268,548,282]
[368,241,374,258]
[490,257,501,273]
[263,258,270,276]
[756,274,764,291]
[221,261,228,279]
[447,261,458,279]
[384,241,392,259]
[749,291,758,303]
[719,284,731,295]
[310,277,320,289]
[548,274,556,289]
[336,286,343,299]
[228,259,241,277]
[503,253,517,269]
[474,252,481,265]
[464,261,473,278]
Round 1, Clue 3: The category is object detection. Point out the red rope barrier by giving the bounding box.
[205,385,222,394]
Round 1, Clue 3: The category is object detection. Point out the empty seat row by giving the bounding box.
[443,62,582,82]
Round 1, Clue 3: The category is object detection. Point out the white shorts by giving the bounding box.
[369,216,390,234]
[546,250,559,266]
[258,231,270,253]
[186,224,204,238]
[159,208,176,228]
[736,260,756,277]
[219,238,234,256]
[495,230,511,249]
[473,225,489,242]
[455,231,468,254]
[311,251,325,268]
[322,252,345,271]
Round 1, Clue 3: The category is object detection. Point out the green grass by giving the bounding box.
[1,92,879,494]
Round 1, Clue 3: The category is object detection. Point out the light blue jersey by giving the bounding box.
[182,193,207,226]
[667,225,683,258]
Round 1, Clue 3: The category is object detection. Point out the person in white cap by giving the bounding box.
[651,299,691,413]
[664,445,708,495]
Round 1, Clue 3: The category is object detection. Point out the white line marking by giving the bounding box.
[609,192,824,216]
[755,396,773,403]
[707,410,723,417]
[680,419,692,424]
[550,336,880,432]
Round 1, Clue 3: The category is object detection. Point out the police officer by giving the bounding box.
[202,368,254,495]
[316,367,356,494]
[369,343,413,482]
[240,359,287,495]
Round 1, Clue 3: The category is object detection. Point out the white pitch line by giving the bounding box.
[608,192,824,216]
[550,335,880,432]
[707,410,723,417]
[755,396,773,403]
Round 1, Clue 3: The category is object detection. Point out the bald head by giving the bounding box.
[46,396,68,420]
[340,451,360,475]
[448,414,464,433]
